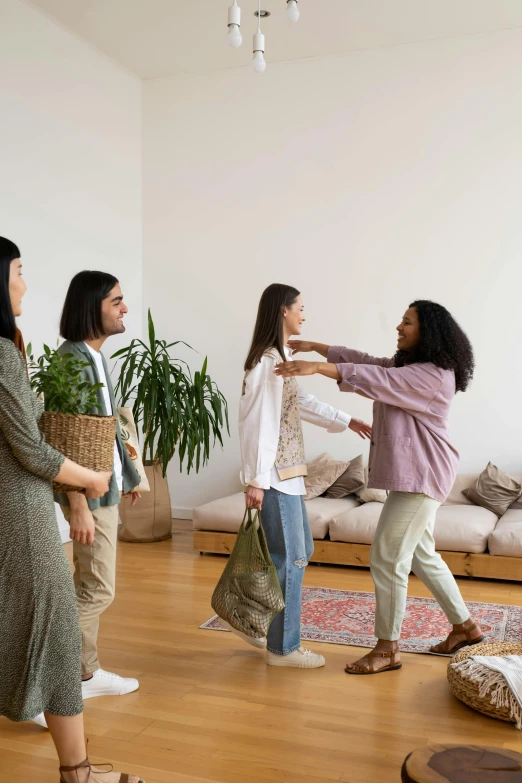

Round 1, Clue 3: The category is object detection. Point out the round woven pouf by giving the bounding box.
[447,641,522,724]
[401,744,522,782]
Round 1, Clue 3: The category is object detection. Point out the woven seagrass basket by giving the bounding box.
[39,411,116,492]
[448,641,522,724]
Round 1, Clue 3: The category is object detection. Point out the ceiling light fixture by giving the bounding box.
[252,0,266,74]
[226,1,300,73]
[227,0,243,48]
[285,0,299,23]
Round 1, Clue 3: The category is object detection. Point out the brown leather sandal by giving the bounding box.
[59,757,145,783]
[345,648,402,675]
[429,622,485,657]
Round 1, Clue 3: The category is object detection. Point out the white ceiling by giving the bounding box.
[27,0,522,80]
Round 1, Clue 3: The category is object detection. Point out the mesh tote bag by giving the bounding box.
[211,508,285,639]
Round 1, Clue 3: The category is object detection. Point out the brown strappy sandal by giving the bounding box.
[429,622,485,657]
[345,647,402,675]
[59,757,145,783]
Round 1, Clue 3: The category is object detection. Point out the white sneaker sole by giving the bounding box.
[218,618,267,649]
[82,680,139,700]
[266,653,325,669]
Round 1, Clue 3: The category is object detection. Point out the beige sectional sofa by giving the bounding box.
[193,473,522,582]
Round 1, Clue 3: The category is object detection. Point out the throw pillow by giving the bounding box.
[463,462,522,517]
[304,453,349,501]
[324,454,365,499]
[356,467,388,504]
[509,480,522,509]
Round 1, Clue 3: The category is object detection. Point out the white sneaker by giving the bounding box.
[31,712,48,728]
[218,618,267,649]
[266,646,325,669]
[82,669,139,700]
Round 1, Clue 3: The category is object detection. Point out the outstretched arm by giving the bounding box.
[298,385,371,440]
[288,340,394,368]
[288,340,330,358]
[275,360,340,381]
[275,359,442,413]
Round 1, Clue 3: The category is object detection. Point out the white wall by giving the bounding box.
[144,28,522,514]
[0,0,143,537]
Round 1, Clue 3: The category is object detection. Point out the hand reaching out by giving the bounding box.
[348,418,372,440]
[287,340,329,357]
[288,340,316,354]
[274,360,319,377]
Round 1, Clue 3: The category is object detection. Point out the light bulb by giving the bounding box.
[227,2,242,48]
[286,0,299,22]
[252,50,266,73]
[227,24,242,48]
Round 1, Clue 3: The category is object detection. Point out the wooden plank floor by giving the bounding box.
[2,521,522,783]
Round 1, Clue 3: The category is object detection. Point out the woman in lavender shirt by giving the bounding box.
[275,300,484,674]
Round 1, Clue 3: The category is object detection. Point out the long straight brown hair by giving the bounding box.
[244,283,300,371]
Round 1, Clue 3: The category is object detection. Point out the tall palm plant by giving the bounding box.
[112,310,229,477]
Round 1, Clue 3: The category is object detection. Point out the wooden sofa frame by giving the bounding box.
[193,530,522,582]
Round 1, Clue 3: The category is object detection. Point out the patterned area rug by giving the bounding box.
[200,587,522,653]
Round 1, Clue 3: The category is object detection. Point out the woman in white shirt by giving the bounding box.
[238,283,371,668]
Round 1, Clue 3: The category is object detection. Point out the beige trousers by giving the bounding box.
[62,503,119,676]
[370,491,470,640]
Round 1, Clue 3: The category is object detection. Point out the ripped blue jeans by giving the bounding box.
[260,488,314,655]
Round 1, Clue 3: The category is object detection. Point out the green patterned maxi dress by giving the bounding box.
[0,337,83,721]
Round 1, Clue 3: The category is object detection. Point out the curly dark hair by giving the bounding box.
[393,300,474,393]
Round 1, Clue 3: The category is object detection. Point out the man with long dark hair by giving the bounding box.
[54,272,142,703]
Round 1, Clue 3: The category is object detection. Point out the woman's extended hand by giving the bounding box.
[274,360,319,377]
[246,486,264,510]
[348,418,372,440]
[288,340,329,357]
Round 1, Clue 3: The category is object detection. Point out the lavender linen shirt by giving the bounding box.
[327,346,459,502]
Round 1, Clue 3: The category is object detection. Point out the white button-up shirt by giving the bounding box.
[239,347,351,496]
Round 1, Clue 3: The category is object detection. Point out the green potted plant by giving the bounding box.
[111,311,229,542]
[27,344,116,492]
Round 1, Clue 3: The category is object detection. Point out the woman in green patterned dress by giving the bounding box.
[0,237,144,782]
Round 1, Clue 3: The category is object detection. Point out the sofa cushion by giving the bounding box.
[444,474,479,506]
[433,505,498,553]
[193,492,359,540]
[304,453,348,501]
[329,501,496,553]
[306,495,359,538]
[463,463,522,517]
[355,467,387,503]
[324,454,365,499]
[488,509,522,557]
[330,502,382,545]
[193,492,246,534]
